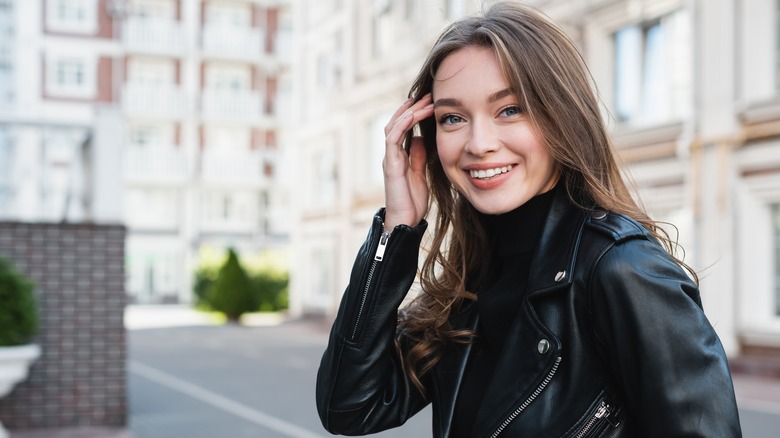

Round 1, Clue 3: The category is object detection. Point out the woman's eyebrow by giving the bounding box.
[488,88,514,103]
[434,89,515,110]
[433,97,460,109]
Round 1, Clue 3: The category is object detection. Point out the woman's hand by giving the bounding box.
[382,94,435,231]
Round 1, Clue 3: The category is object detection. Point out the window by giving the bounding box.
[129,0,175,20]
[205,1,250,27]
[0,61,11,105]
[125,250,180,304]
[776,0,780,87]
[372,0,393,57]
[613,9,691,125]
[0,127,12,177]
[128,124,171,147]
[46,0,97,34]
[312,248,332,299]
[315,149,338,204]
[200,190,255,226]
[773,204,780,316]
[127,58,176,85]
[46,55,96,98]
[204,64,251,91]
[0,0,13,37]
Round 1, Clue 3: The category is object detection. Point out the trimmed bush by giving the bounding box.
[0,256,38,346]
[193,265,218,308]
[206,248,257,322]
[252,270,289,312]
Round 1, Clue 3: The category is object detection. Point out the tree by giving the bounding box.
[206,248,257,322]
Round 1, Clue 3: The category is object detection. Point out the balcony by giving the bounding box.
[124,144,188,183]
[122,83,187,119]
[201,89,263,122]
[199,148,265,185]
[202,25,264,61]
[123,17,186,55]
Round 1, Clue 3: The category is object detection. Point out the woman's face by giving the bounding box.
[432,46,559,214]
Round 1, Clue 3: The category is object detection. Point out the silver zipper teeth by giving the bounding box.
[350,259,377,341]
[490,356,562,438]
[575,401,608,438]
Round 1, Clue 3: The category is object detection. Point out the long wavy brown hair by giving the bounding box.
[395,2,695,395]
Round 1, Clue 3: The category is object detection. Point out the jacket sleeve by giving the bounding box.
[315,209,430,435]
[589,237,742,437]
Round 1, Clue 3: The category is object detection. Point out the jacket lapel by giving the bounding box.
[471,187,589,436]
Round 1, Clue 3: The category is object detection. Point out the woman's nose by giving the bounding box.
[464,117,499,156]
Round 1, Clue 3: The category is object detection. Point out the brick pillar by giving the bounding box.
[0,222,127,430]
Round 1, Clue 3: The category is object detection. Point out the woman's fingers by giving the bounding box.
[384,94,433,137]
[381,95,434,230]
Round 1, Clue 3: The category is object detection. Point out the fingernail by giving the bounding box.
[424,103,434,109]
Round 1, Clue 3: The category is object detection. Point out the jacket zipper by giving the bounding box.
[490,356,562,438]
[574,400,614,438]
[350,230,390,341]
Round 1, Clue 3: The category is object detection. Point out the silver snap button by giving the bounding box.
[593,210,607,220]
[537,339,550,354]
[554,271,566,282]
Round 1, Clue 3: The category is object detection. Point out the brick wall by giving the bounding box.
[0,222,127,429]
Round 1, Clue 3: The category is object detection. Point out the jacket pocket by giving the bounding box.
[564,394,622,438]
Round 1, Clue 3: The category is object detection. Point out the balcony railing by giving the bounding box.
[122,83,186,118]
[124,144,188,182]
[202,25,264,60]
[201,89,263,121]
[123,17,185,55]
[200,148,265,184]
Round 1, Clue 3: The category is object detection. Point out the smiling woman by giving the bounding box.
[315,2,742,437]
[432,47,558,215]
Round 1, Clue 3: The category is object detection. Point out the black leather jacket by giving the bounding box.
[316,191,742,437]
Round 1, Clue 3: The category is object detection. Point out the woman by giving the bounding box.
[315,2,742,437]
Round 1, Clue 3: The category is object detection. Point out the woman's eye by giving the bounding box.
[500,106,523,117]
[439,114,463,125]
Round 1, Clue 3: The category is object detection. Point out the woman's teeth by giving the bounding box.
[469,165,513,180]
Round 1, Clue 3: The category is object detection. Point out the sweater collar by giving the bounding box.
[477,186,556,258]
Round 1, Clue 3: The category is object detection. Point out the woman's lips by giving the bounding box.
[465,164,515,189]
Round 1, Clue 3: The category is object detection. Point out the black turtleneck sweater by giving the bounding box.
[451,187,556,437]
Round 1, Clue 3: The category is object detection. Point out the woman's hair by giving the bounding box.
[396,1,695,395]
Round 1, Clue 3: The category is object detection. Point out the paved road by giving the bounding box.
[127,314,780,438]
[128,319,431,438]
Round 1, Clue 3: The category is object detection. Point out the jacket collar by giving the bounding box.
[526,185,589,295]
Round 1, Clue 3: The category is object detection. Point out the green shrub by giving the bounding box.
[206,248,257,322]
[251,270,289,312]
[193,265,218,308]
[0,256,38,346]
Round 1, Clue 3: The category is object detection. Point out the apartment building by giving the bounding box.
[0,0,292,304]
[289,0,780,358]
[287,0,476,315]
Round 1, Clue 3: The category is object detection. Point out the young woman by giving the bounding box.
[315,2,742,437]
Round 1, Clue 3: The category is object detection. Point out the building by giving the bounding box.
[288,0,478,315]
[289,0,780,360]
[0,0,293,305]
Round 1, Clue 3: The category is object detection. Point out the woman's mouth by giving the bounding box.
[468,165,514,180]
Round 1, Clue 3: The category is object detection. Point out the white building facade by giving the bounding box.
[289,0,780,358]
[0,0,292,304]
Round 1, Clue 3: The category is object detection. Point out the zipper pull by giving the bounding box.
[596,402,620,427]
[374,230,391,261]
